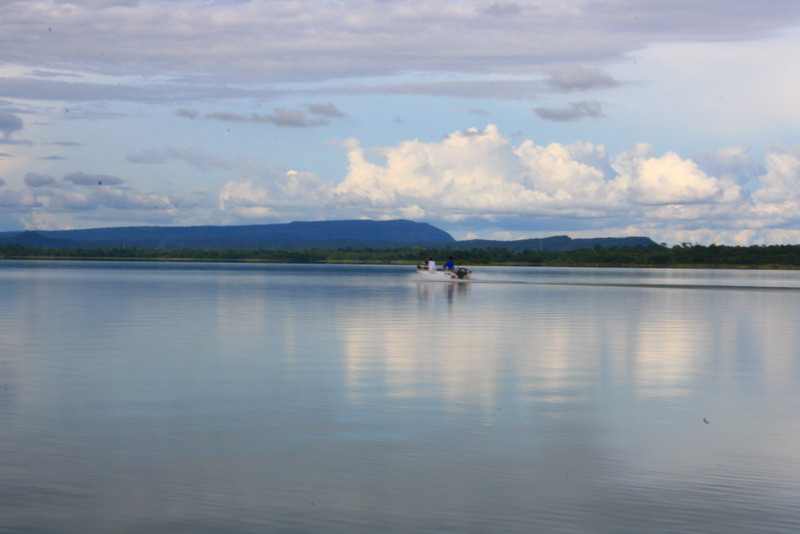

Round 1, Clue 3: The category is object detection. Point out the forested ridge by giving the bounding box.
[2,242,800,269]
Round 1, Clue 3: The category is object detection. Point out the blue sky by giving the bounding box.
[2,0,800,245]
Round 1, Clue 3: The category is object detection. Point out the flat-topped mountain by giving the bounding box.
[0,220,454,250]
[0,220,657,251]
[457,235,657,251]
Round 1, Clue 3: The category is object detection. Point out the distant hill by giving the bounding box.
[0,220,658,251]
[0,231,76,248]
[0,220,455,250]
[457,235,658,251]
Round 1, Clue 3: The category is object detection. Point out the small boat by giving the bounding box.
[414,265,472,281]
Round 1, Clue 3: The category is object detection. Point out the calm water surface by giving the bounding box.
[1,261,799,533]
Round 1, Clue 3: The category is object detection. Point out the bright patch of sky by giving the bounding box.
[2,0,800,245]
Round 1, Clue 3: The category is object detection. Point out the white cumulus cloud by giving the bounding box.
[211,125,753,242]
[751,145,800,220]
[218,169,332,219]
[613,147,735,205]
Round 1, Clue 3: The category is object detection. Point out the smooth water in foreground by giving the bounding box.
[1,261,799,533]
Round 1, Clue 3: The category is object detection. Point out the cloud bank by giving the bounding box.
[176,104,346,127]
[3,170,179,230]
[2,125,800,244]
[213,126,796,245]
[3,1,799,102]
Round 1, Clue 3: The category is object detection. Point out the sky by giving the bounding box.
[2,1,800,245]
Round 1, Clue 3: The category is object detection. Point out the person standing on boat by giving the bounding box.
[428,257,436,271]
[444,256,455,271]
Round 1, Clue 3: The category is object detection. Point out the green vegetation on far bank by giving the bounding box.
[2,242,800,269]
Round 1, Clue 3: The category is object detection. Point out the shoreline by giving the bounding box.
[2,255,798,271]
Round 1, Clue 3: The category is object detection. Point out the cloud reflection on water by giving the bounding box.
[2,263,799,533]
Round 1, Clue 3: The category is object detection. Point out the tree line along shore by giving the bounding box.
[2,243,800,269]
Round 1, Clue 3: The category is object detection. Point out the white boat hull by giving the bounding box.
[414,267,472,281]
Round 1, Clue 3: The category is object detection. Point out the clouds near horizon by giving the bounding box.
[1,123,798,244]
[212,126,798,245]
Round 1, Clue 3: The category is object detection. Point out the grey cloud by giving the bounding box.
[63,171,124,186]
[270,108,328,127]
[176,108,199,119]
[4,1,798,93]
[0,77,163,103]
[204,112,244,122]
[0,178,5,186]
[0,76,278,104]
[534,101,605,121]
[126,147,233,171]
[0,188,37,209]
[25,173,57,187]
[49,141,85,147]
[546,66,620,91]
[307,103,345,118]
[204,108,329,127]
[479,2,524,17]
[0,110,23,138]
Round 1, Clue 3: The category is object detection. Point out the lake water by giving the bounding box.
[1,261,799,533]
